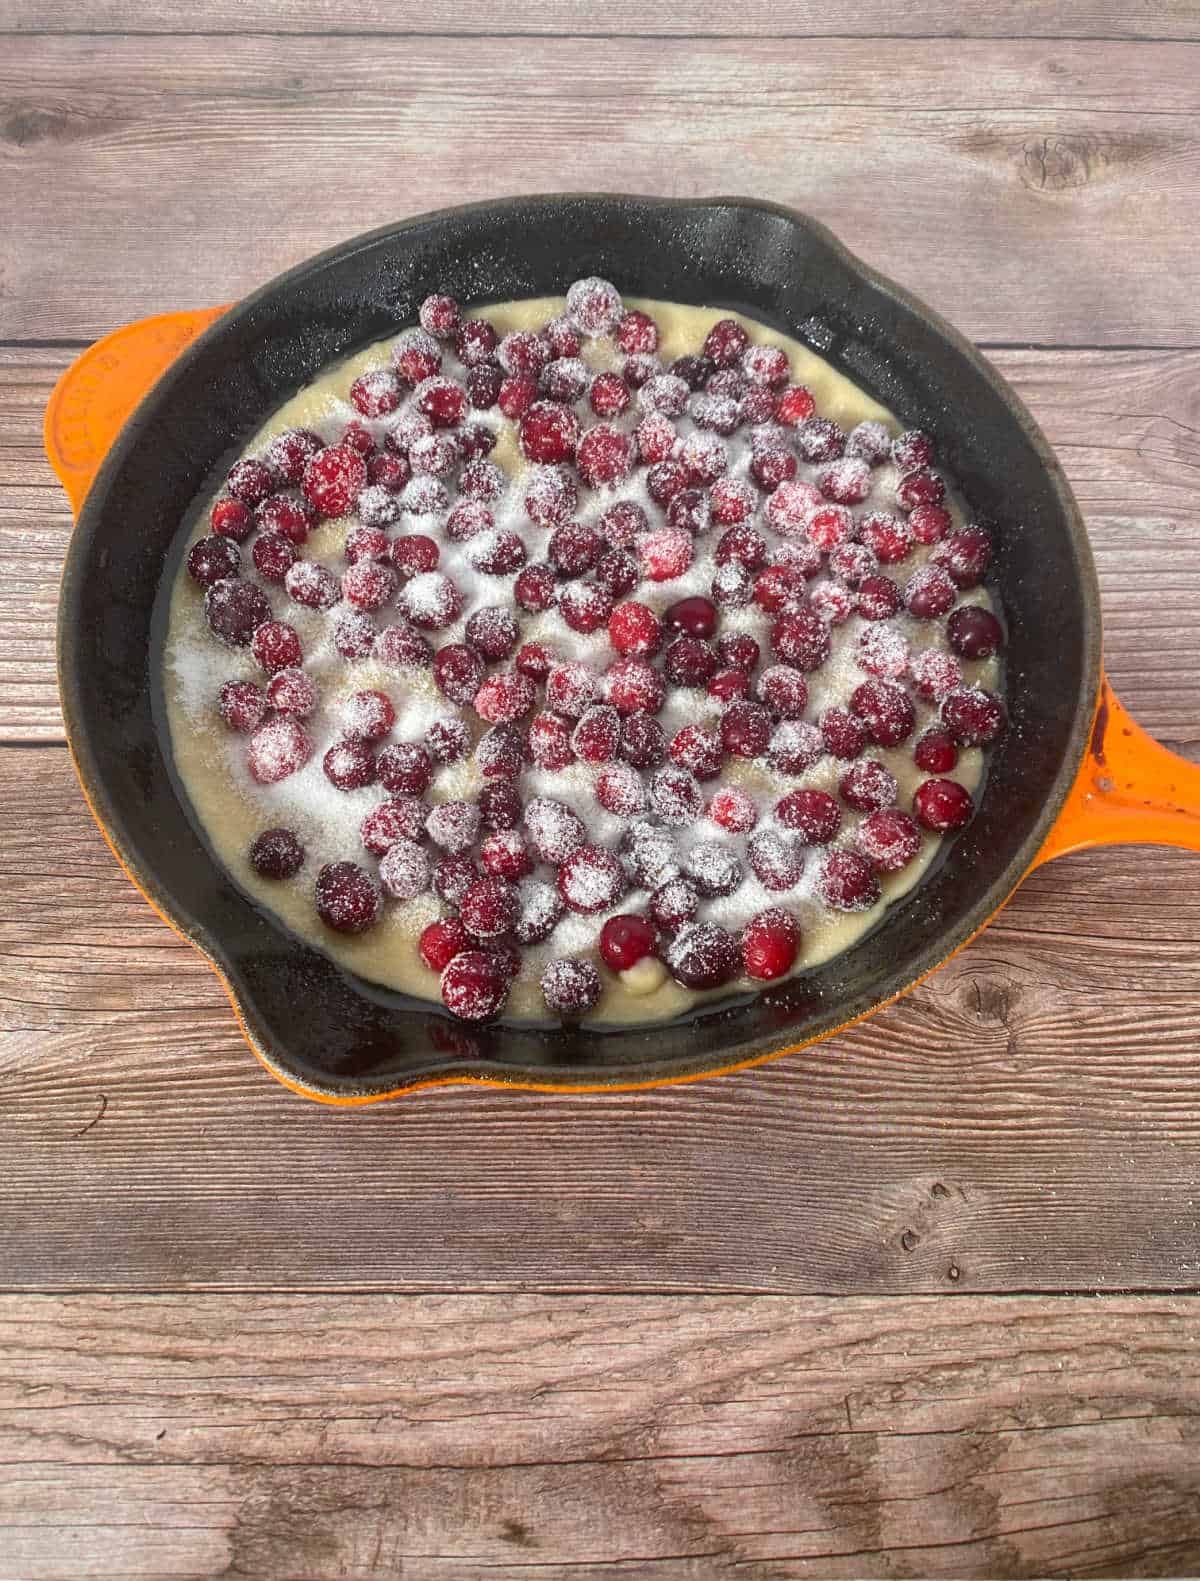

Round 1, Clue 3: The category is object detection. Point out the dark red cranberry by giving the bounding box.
[768,720,824,776]
[739,386,777,425]
[620,712,667,769]
[635,413,677,464]
[515,640,553,681]
[947,605,1005,659]
[342,689,395,742]
[860,511,913,565]
[468,529,527,576]
[265,428,324,486]
[558,844,625,915]
[708,666,750,702]
[772,609,832,672]
[598,500,649,548]
[463,606,518,662]
[840,757,899,813]
[204,578,271,648]
[741,908,801,980]
[845,419,892,465]
[818,850,881,912]
[794,417,846,463]
[896,468,945,511]
[720,700,771,759]
[776,789,842,844]
[542,357,590,404]
[514,564,557,613]
[718,632,760,672]
[460,875,519,939]
[856,626,910,680]
[479,779,522,832]
[649,877,700,934]
[375,622,432,670]
[670,724,723,781]
[599,914,657,972]
[573,704,621,764]
[419,294,459,337]
[663,597,717,639]
[250,619,302,675]
[711,561,753,610]
[684,841,743,899]
[432,855,479,906]
[541,959,602,1017]
[388,537,439,582]
[913,777,974,832]
[519,401,580,463]
[361,797,425,857]
[315,861,381,934]
[476,725,526,781]
[210,497,254,541]
[302,445,367,517]
[333,610,378,660]
[703,319,750,368]
[219,679,266,733]
[426,797,480,852]
[665,487,710,536]
[649,765,703,826]
[475,671,537,724]
[820,707,867,761]
[249,531,294,584]
[691,393,740,435]
[226,458,274,506]
[664,635,718,688]
[850,680,916,747]
[188,535,241,586]
[441,950,509,1021]
[749,446,797,491]
[343,560,398,612]
[622,353,660,389]
[453,317,499,367]
[753,563,801,615]
[914,729,959,774]
[755,665,808,719]
[909,503,952,545]
[665,922,741,990]
[892,429,935,469]
[419,916,469,973]
[249,827,304,880]
[340,420,377,457]
[375,741,432,796]
[638,374,691,418]
[857,575,903,621]
[646,459,691,506]
[905,565,957,619]
[594,762,647,816]
[934,528,993,590]
[323,737,376,791]
[941,687,1007,746]
[466,364,502,408]
[594,550,639,598]
[858,809,922,874]
[529,710,575,770]
[284,561,340,611]
[548,522,601,578]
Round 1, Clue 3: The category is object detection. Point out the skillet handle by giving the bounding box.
[44,307,227,515]
[1033,675,1200,865]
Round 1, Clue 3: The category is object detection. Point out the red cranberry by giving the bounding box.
[819,707,866,760]
[510,642,550,683]
[663,597,717,639]
[342,560,398,612]
[896,468,946,511]
[892,429,935,469]
[459,423,497,461]
[226,458,274,506]
[646,459,692,508]
[594,550,639,599]
[249,531,294,584]
[392,327,441,383]
[829,543,877,587]
[818,850,881,912]
[665,922,741,990]
[683,841,742,900]
[376,622,432,670]
[609,602,662,658]
[749,446,797,491]
[590,371,631,417]
[809,580,856,626]
[316,861,381,934]
[756,665,808,718]
[542,959,602,1017]
[840,757,899,813]
[547,661,600,718]
[432,855,479,906]
[639,530,693,582]
[638,374,691,420]
[413,375,467,430]
[649,766,703,826]
[914,729,959,774]
[341,689,394,742]
[664,636,718,688]
[462,606,517,662]
[718,632,760,672]
[620,711,667,769]
[389,537,440,582]
[468,529,527,577]
[514,879,566,945]
[707,784,757,833]
[623,353,660,389]
[349,368,402,418]
[594,762,647,816]
[858,511,912,566]
[188,535,241,586]
[948,605,1005,659]
[703,319,750,367]
[361,797,425,856]
[344,526,390,565]
[476,725,526,781]
[844,420,892,465]
[452,317,498,367]
[707,480,755,529]
[565,277,623,337]
[621,823,680,889]
[774,540,823,581]
[398,572,462,630]
[708,666,750,702]
[302,446,366,518]
[772,609,832,672]
[475,671,536,724]
[333,610,377,660]
[934,528,992,590]
[467,364,502,409]
[850,680,916,747]
[480,779,522,830]
[547,522,599,579]
[636,413,677,464]
[941,687,1007,746]
[441,950,509,1021]
[461,459,505,504]
[323,737,376,791]
[670,725,723,781]
[599,913,657,972]
[265,428,324,487]
[409,433,459,478]
[340,421,376,457]
[378,839,430,901]
[649,877,699,933]
[776,788,842,844]
[519,401,580,464]
[765,480,820,538]
[210,497,254,541]
[768,720,824,776]
[720,700,771,759]
[247,719,311,785]
[376,741,433,796]
[742,343,790,388]
[666,488,710,537]
[541,357,590,404]
[795,417,846,463]
[251,620,302,675]
[754,568,803,621]
[858,809,922,874]
[426,798,481,853]
[573,704,621,764]
[741,908,800,980]
[515,564,557,613]
[857,626,911,681]
[387,411,432,455]
[542,314,581,357]
[905,565,957,619]
[746,830,804,893]
[460,875,519,938]
[913,777,974,833]
[419,917,469,973]
[772,384,815,426]
[909,503,952,545]
[598,500,649,548]
[558,844,625,914]
[691,392,740,435]
[284,561,340,611]
[607,657,666,714]
[817,457,872,505]
[525,796,587,863]
[615,309,658,354]
[498,373,538,419]
[219,679,266,733]
[249,827,305,880]
[419,294,459,338]
[204,577,271,648]
[857,575,903,621]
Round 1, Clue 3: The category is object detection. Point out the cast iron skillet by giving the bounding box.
[49,195,1200,1103]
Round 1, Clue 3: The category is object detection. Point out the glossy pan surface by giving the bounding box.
[56,196,1100,1099]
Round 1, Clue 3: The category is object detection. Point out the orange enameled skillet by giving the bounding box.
[47,196,1200,1104]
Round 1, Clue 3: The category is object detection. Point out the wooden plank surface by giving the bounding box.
[3,1293,1199,1578]
[3,37,1200,344]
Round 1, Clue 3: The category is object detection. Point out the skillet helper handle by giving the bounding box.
[44,307,227,515]
[1034,676,1200,865]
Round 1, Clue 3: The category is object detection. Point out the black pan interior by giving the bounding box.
[59,196,1100,1096]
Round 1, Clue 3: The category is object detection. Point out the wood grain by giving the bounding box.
[5,1,1198,39]
[2,37,1200,343]
[2,1293,1199,1579]
[4,747,1200,1294]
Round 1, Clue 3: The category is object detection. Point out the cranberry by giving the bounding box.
[665,488,710,538]
[638,374,691,420]
[458,874,517,938]
[798,505,848,553]
[718,632,760,672]
[858,809,922,875]
[392,328,441,384]
[738,343,787,388]
[460,424,497,461]
[817,457,872,506]
[475,671,536,724]
[219,679,266,733]
[468,529,527,576]
[429,720,471,767]
[702,319,749,367]
[818,850,881,912]
[934,528,992,590]
[840,757,899,813]
[204,578,271,648]
[340,689,393,742]
[388,411,433,454]
[746,830,805,892]
[909,503,952,545]
[621,823,680,889]
[188,535,241,586]
[776,788,842,844]
[409,433,459,478]
[541,959,602,1017]
[646,459,692,507]
[896,468,945,512]
[557,844,624,915]
[857,575,903,621]
[794,417,846,464]
[460,459,505,505]
[541,357,590,403]
[467,364,503,409]
[609,308,656,354]
[460,608,515,664]
[850,680,916,748]
[248,826,305,881]
[419,294,459,338]
[691,393,740,436]
[265,428,324,487]
[819,707,866,761]
[941,686,1007,746]
[841,420,889,465]
[774,384,816,426]
[607,602,660,658]
[720,700,771,759]
[388,538,439,584]
[659,597,713,640]
[480,779,523,831]
[856,512,909,566]
[225,458,273,507]
[248,531,293,584]
[210,497,254,541]
[592,550,637,599]
[441,950,509,1021]
[774,540,823,581]
[595,762,647,816]
[515,400,577,464]
[345,526,391,565]
[706,480,754,529]
[414,376,468,430]
[664,636,718,688]
[670,725,723,781]
[741,908,800,981]
[545,523,598,580]
[828,543,876,587]
[376,622,432,670]
[451,316,498,367]
[749,446,797,491]
[684,841,742,899]
[420,917,469,973]
[323,737,376,792]
[913,777,974,833]
[905,565,957,619]
[620,711,667,769]
[707,785,757,834]
[333,610,377,660]
[498,373,538,419]
[426,799,482,855]
[599,913,656,972]
[711,562,753,610]
[607,657,666,714]
[891,429,933,469]
[245,719,309,785]
[525,796,587,864]
[581,372,628,421]
[563,276,622,336]
[378,839,430,902]
[432,855,479,906]
[251,620,302,675]
[476,725,526,781]
[765,480,820,538]
[596,500,647,549]
[573,704,621,764]
[547,661,600,718]
[856,626,911,681]
[349,368,402,418]
[375,741,432,796]
[623,353,660,389]
[649,766,703,826]
[515,564,557,613]
[666,922,741,990]
[302,446,366,518]
[772,609,832,672]
[649,876,699,933]
[636,413,677,464]
[756,665,808,719]
[361,797,425,856]
[340,560,396,612]
[913,729,959,774]
[948,605,1005,659]
[398,572,462,631]
[708,666,750,702]
[744,389,781,428]
[809,580,855,626]
[768,720,824,776]
[640,528,694,586]
[284,560,340,611]
[316,861,381,934]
